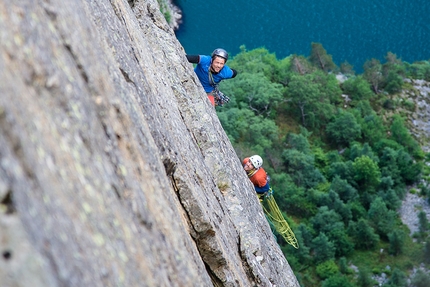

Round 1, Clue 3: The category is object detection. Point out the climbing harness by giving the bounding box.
[260,189,299,249]
[209,70,230,106]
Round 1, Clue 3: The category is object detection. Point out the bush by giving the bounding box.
[316,259,339,279]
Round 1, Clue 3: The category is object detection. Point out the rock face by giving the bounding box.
[0,0,299,286]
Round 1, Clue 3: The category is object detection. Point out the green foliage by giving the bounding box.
[390,115,423,159]
[271,173,317,217]
[368,197,397,238]
[217,108,278,155]
[219,72,284,117]
[322,274,353,287]
[363,58,383,93]
[383,70,403,94]
[285,131,311,153]
[330,175,358,202]
[353,155,381,192]
[411,270,430,287]
[216,47,427,287]
[316,259,339,279]
[341,76,374,104]
[418,210,429,238]
[388,229,406,255]
[380,52,405,94]
[356,268,375,287]
[157,0,172,23]
[424,241,430,264]
[328,160,356,187]
[348,218,379,250]
[309,42,337,72]
[353,104,385,145]
[326,111,361,147]
[282,148,325,188]
[338,257,352,274]
[312,232,336,263]
[385,268,407,287]
[340,61,355,75]
[404,61,430,81]
[229,46,288,83]
[285,73,335,129]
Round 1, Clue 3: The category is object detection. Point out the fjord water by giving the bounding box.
[174,0,430,72]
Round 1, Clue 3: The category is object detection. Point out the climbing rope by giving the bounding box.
[260,190,299,249]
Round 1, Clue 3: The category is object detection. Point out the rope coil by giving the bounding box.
[261,191,299,249]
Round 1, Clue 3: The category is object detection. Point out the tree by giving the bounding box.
[285,131,311,154]
[411,269,430,287]
[347,142,378,163]
[340,61,355,75]
[388,229,406,255]
[311,206,342,233]
[396,148,422,184]
[327,222,354,256]
[390,115,423,159]
[356,268,375,287]
[230,46,282,82]
[309,42,337,72]
[282,148,325,189]
[368,197,396,238]
[341,76,374,103]
[363,58,383,93]
[217,108,279,155]
[382,70,403,94]
[380,189,401,210]
[357,112,385,145]
[424,241,430,264]
[353,155,381,192]
[219,72,283,117]
[418,210,429,235]
[328,161,356,187]
[385,268,407,287]
[311,70,343,105]
[311,232,336,263]
[322,274,353,287]
[379,147,403,189]
[316,259,339,279]
[326,111,361,147]
[349,218,379,250]
[286,73,335,130]
[318,190,353,224]
[338,257,351,274]
[287,73,320,126]
[290,54,313,75]
[381,52,405,94]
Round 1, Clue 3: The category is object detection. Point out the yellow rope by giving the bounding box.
[261,193,299,249]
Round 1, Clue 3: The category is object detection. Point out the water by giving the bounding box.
[174,0,430,72]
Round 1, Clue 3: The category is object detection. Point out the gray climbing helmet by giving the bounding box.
[211,48,228,62]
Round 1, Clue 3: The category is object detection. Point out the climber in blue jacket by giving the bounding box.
[186,48,237,106]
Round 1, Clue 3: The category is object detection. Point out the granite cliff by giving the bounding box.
[0,0,299,286]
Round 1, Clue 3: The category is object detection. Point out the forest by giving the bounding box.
[216,44,430,287]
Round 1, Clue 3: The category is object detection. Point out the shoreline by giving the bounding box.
[167,0,182,30]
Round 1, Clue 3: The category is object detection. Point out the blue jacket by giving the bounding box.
[193,55,234,93]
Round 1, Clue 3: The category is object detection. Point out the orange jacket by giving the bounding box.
[243,158,268,187]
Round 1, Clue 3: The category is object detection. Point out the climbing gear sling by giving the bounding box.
[208,70,230,106]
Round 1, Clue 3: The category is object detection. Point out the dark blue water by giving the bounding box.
[175,0,430,72]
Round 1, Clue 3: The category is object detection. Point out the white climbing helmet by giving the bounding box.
[249,155,263,169]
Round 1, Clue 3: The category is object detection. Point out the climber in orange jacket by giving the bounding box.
[242,155,271,194]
